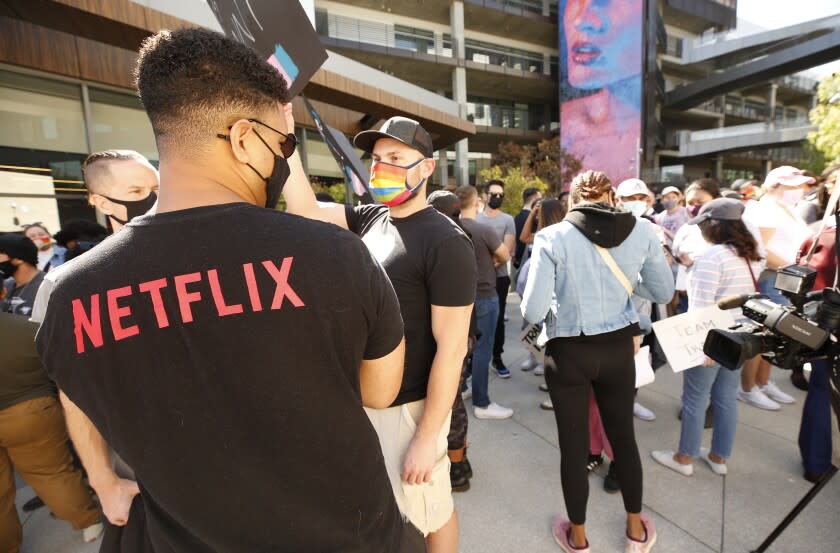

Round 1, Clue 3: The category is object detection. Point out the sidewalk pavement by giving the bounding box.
[15,294,839,552]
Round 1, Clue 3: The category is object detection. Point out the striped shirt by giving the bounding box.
[688,245,763,310]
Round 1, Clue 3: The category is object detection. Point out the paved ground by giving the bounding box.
[15,294,840,552]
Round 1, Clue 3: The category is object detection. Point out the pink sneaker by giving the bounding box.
[625,513,657,553]
[551,515,591,553]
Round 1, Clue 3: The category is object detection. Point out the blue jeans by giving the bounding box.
[758,271,790,306]
[678,363,741,459]
[472,296,499,408]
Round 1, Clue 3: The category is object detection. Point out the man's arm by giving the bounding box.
[492,243,511,268]
[280,104,348,229]
[402,304,472,485]
[60,391,138,526]
[360,338,405,408]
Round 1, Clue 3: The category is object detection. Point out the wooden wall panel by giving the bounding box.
[52,0,148,28]
[74,34,137,88]
[0,16,81,79]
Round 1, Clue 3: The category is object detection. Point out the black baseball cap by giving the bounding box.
[354,116,434,159]
[688,198,744,225]
[0,233,38,267]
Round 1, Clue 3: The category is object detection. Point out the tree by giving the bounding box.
[807,72,840,165]
[479,166,548,216]
[489,136,582,198]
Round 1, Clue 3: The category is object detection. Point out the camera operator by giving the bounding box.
[652,199,763,477]
[521,170,673,552]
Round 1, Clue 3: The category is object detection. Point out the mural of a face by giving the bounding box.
[564,0,642,90]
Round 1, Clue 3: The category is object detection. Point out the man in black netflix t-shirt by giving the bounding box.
[35,28,419,553]
[285,116,476,553]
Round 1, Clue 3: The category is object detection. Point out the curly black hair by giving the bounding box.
[134,28,289,155]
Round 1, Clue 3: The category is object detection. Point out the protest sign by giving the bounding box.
[207,0,327,97]
[652,306,737,372]
[519,323,545,361]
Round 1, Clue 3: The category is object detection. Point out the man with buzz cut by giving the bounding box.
[82,149,159,231]
[35,27,421,553]
[284,116,477,553]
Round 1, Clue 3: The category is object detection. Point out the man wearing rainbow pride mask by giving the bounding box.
[285,116,476,553]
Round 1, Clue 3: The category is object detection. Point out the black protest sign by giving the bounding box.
[207,0,327,97]
[302,96,370,197]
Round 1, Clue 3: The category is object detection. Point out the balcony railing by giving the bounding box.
[777,74,818,93]
[466,103,548,131]
[465,0,558,18]
[465,41,545,74]
[315,11,454,58]
[665,35,683,58]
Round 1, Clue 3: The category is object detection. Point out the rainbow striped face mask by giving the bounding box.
[369,158,427,206]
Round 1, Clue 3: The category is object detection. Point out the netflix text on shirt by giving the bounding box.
[71,257,305,354]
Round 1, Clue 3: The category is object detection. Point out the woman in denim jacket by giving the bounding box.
[521,171,673,553]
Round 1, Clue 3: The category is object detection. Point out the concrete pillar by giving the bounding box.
[437,149,449,187]
[450,1,469,186]
[768,83,778,128]
[763,159,773,177]
[450,1,465,59]
[542,0,550,17]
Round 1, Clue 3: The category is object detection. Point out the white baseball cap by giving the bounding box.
[661,186,681,197]
[763,166,816,188]
[616,178,650,198]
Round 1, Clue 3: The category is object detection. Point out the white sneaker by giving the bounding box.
[520,355,536,371]
[461,386,472,401]
[633,402,656,421]
[474,402,514,420]
[651,450,693,476]
[761,380,795,404]
[534,363,545,376]
[699,447,727,475]
[738,386,780,411]
[82,522,104,542]
[540,399,554,410]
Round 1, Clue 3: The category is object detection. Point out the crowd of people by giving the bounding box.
[1,25,838,553]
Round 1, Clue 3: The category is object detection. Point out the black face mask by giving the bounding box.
[105,191,158,225]
[488,196,504,210]
[248,130,292,209]
[0,260,17,279]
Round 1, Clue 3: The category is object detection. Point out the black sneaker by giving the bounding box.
[463,456,473,479]
[450,461,471,492]
[604,462,620,494]
[587,454,604,473]
[492,358,511,379]
[22,496,45,512]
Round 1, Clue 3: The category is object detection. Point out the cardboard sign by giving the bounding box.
[653,307,736,373]
[652,306,737,372]
[519,323,545,361]
[207,0,327,97]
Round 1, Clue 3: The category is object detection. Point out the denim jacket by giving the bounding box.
[521,204,674,338]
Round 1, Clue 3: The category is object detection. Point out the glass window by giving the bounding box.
[89,88,158,162]
[303,129,344,179]
[0,71,87,154]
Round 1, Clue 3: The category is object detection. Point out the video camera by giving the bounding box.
[704,264,840,371]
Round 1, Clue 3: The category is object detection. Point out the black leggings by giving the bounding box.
[545,325,643,525]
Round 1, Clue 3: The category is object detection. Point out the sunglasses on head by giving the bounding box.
[217,118,298,158]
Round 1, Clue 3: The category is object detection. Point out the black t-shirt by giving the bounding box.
[36,203,408,553]
[346,205,476,406]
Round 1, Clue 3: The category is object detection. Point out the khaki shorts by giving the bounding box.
[365,399,453,536]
